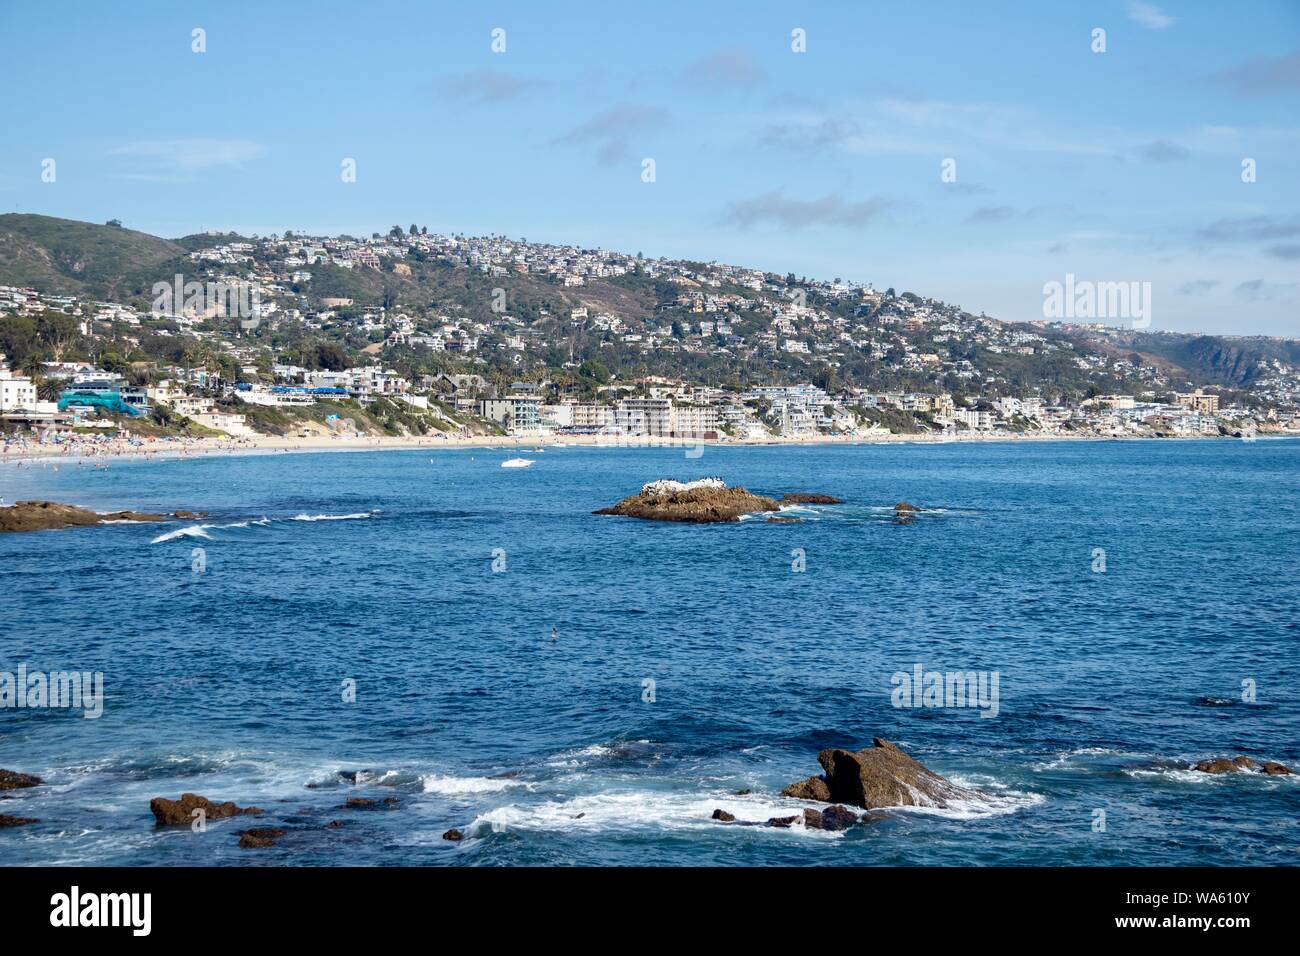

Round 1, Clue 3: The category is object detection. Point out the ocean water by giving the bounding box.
[1,439,1297,866]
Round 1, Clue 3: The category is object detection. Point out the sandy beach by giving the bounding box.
[2,425,1289,467]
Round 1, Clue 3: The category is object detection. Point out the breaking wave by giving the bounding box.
[150,512,373,543]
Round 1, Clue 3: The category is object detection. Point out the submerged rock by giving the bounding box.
[782,739,981,810]
[766,516,804,524]
[237,827,285,849]
[0,500,163,533]
[442,828,465,841]
[1192,756,1292,776]
[0,770,42,791]
[337,796,399,809]
[337,769,375,784]
[150,793,263,826]
[0,813,39,827]
[595,479,780,523]
[781,493,843,504]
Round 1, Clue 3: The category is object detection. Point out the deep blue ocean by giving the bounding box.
[1,439,1297,866]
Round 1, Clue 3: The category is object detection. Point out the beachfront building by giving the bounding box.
[671,404,720,437]
[952,408,994,431]
[0,366,37,412]
[479,396,542,434]
[192,411,255,436]
[1176,389,1220,415]
[615,397,673,437]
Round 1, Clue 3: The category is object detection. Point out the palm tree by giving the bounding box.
[20,352,43,382]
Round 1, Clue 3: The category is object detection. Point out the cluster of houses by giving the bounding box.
[3,220,1299,443]
[0,341,1292,442]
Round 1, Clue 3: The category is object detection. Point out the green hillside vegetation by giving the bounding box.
[0,214,184,298]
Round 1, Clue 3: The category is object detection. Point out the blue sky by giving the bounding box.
[2,0,1297,335]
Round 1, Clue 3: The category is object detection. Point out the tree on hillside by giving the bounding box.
[315,343,350,371]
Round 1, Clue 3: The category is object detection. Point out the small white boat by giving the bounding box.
[501,458,535,468]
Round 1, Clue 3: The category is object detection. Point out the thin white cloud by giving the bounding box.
[720,191,897,229]
[1127,2,1176,30]
[109,139,267,172]
[682,48,766,88]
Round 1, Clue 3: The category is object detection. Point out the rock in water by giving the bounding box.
[0,500,164,533]
[594,480,779,523]
[442,828,465,841]
[782,739,981,810]
[819,805,861,831]
[337,796,399,809]
[781,776,832,802]
[711,808,736,822]
[1192,756,1292,775]
[150,793,263,826]
[781,493,843,504]
[237,827,285,848]
[0,770,42,791]
[0,813,39,827]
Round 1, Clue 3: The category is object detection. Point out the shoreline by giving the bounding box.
[1,427,1294,466]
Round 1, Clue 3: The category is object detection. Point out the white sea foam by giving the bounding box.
[1033,747,1148,771]
[420,773,526,794]
[464,789,840,839]
[150,525,214,543]
[543,740,657,767]
[290,511,375,522]
[150,512,369,542]
[1122,764,1298,785]
[889,776,1046,820]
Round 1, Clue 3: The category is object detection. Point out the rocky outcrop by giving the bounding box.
[1193,756,1292,776]
[0,813,39,827]
[595,480,779,523]
[712,805,861,831]
[781,493,843,504]
[818,805,861,830]
[781,776,831,802]
[237,827,285,849]
[781,739,981,810]
[0,769,42,791]
[149,793,263,826]
[893,501,922,523]
[0,501,163,533]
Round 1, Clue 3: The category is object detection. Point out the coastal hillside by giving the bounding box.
[1093,331,1300,389]
[0,214,187,300]
[1,214,1296,407]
